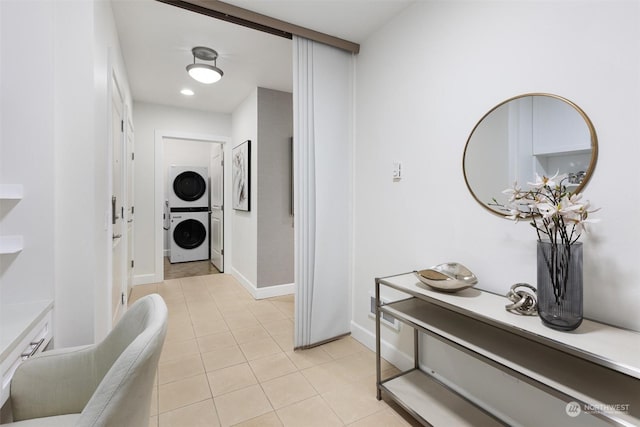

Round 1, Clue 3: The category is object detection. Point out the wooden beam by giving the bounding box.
[156,0,360,54]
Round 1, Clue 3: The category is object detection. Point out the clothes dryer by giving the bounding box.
[169,210,209,263]
[169,166,209,209]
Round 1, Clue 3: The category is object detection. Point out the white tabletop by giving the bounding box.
[378,273,640,380]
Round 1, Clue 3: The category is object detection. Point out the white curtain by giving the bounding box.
[293,36,353,348]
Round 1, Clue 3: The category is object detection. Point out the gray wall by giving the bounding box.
[257,88,294,287]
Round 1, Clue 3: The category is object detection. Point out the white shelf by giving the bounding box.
[376,273,640,427]
[379,273,640,380]
[0,184,23,200]
[533,148,592,157]
[0,235,24,254]
[382,298,639,426]
[381,370,503,426]
[0,300,53,361]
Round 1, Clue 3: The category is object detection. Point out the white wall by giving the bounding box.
[58,0,133,345]
[1,0,55,310]
[54,0,97,347]
[352,1,640,424]
[89,0,133,345]
[230,89,258,288]
[132,102,231,283]
[1,0,132,347]
[229,88,295,296]
[257,88,293,288]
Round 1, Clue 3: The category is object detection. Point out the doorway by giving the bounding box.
[209,143,224,272]
[155,131,230,282]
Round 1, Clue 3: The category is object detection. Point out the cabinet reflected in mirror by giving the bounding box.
[463,93,598,216]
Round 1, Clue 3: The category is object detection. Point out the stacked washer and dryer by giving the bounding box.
[168,166,209,263]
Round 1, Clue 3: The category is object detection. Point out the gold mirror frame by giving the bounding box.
[463,93,598,217]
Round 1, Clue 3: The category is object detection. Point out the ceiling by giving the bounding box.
[110,0,413,114]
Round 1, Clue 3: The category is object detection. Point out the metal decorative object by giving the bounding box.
[505,283,537,315]
[568,170,586,185]
[415,263,478,293]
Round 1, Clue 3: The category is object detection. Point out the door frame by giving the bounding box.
[209,143,224,272]
[110,71,126,324]
[124,113,135,300]
[153,130,230,283]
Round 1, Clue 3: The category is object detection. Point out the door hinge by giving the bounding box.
[121,120,124,132]
[111,196,117,225]
[121,206,124,219]
[131,206,134,215]
[131,152,135,160]
[131,260,134,268]
[221,249,224,255]
[121,292,125,305]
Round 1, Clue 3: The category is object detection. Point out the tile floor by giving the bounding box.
[129,273,419,427]
[164,257,220,280]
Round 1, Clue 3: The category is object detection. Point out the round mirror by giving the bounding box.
[463,93,598,216]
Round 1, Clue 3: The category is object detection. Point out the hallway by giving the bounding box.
[129,274,416,426]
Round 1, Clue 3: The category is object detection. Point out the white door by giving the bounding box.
[125,117,135,299]
[210,144,224,272]
[111,77,125,322]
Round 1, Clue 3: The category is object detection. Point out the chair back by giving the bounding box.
[77,294,167,427]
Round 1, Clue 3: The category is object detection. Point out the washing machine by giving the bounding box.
[169,210,209,263]
[169,166,209,209]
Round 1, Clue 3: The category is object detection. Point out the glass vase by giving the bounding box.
[536,241,583,331]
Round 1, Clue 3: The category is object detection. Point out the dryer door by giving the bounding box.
[173,218,207,249]
[173,171,206,203]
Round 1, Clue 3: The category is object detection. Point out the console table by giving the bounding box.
[375,272,640,426]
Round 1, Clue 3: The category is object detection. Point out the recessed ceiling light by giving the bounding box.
[181,89,194,96]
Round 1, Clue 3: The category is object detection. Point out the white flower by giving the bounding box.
[557,195,583,217]
[502,182,523,202]
[579,218,599,234]
[506,207,528,222]
[568,192,583,204]
[527,172,566,190]
[497,172,599,245]
[535,202,556,218]
[568,199,601,234]
[506,210,520,221]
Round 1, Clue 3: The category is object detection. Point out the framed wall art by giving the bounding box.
[232,140,251,211]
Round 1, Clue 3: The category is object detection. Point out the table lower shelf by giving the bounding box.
[380,369,505,427]
[381,298,639,426]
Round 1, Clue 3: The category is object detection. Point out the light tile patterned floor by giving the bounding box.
[163,257,220,280]
[129,274,420,427]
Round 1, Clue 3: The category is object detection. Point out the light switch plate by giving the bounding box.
[393,161,402,180]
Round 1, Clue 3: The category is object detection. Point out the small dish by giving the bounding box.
[415,263,478,293]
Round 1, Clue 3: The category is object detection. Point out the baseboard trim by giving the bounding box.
[350,320,413,371]
[133,273,161,286]
[256,282,294,299]
[230,267,294,300]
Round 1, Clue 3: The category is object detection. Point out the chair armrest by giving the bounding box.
[10,345,99,421]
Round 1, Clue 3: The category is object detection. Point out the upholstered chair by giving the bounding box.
[4,294,167,426]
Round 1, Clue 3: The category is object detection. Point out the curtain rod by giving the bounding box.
[156,0,360,54]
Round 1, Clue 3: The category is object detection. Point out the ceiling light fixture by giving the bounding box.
[180,88,195,96]
[186,46,223,84]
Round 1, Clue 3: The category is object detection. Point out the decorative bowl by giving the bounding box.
[415,263,478,293]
